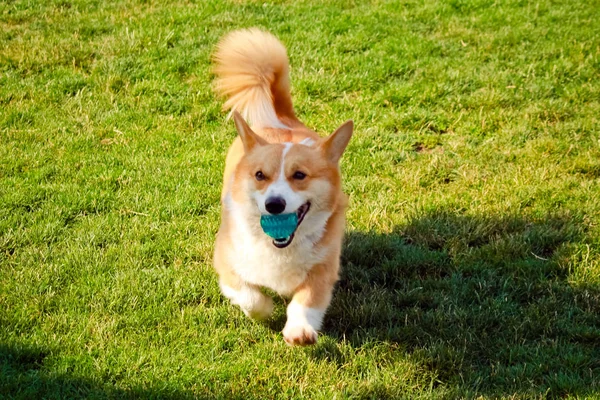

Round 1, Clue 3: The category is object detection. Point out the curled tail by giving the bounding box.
[213,28,297,129]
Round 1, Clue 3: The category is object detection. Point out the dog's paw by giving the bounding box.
[242,295,274,320]
[282,323,318,346]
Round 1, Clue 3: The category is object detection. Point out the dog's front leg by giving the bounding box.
[282,263,338,346]
[220,280,274,320]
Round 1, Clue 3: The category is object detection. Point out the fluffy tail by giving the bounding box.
[213,28,297,129]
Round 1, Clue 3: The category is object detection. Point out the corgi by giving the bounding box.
[212,28,353,346]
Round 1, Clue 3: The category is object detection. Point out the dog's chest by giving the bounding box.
[224,194,330,295]
[229,232,326,295]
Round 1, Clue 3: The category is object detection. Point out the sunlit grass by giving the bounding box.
[1,0,599,398]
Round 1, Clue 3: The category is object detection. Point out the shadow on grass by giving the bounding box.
[316,210,600,397]
[0,344,198,400]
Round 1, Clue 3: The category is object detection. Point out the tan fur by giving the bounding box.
[292,200,348,309]
[212,29,353,346]
[213,28,301,128]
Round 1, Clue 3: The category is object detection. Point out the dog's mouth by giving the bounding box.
[272,202,311,249]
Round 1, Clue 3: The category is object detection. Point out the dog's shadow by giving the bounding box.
[309,209,599,397]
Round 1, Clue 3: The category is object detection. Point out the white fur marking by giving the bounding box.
[282,299,325,344]
[299,137,316,146]
[224,193,328,295]
[280,142,293,174]
[286,299,325,331]
[220,282,274,320]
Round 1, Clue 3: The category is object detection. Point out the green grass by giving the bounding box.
[1,0,599,398]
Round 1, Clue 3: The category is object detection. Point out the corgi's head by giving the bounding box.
[229,112,353,248]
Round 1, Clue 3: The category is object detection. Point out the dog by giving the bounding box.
[212,28,353,346]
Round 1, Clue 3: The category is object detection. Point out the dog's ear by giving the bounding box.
[232,111,266,152]
[319,120,353,163]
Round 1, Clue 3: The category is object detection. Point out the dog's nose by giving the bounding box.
[265,197,286,214]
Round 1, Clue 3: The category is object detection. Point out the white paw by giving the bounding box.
[220,283,274,321]
[282,323,318,346]
[242,295,274,320]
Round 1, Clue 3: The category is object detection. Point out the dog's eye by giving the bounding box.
[255,171,266,181]
[293,171,306,180]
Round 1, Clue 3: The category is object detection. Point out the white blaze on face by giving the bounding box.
[253,143,306,215]
[299,137,316,147]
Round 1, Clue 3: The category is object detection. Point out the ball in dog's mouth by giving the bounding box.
[261,202,311,249]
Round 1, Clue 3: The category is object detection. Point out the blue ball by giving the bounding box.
[260,213,298,239]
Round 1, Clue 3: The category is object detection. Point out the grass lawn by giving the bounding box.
[1,0,599,398]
